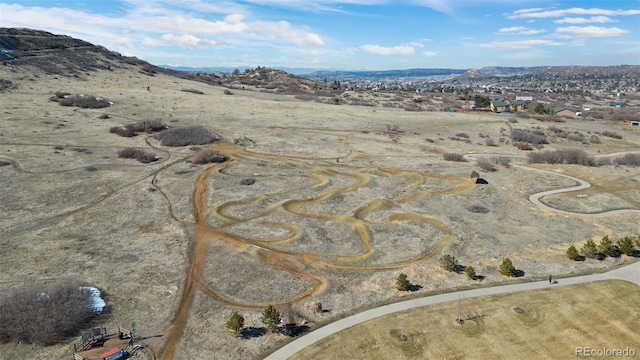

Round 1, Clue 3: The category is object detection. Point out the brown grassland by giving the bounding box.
[291,280,640,360]
[1,53,639,359]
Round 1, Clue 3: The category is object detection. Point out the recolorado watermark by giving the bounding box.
[576,347,637,357]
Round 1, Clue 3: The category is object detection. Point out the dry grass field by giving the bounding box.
[291,280,640,360]
[1,54,639,360]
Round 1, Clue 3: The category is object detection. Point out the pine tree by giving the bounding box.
[598,235,618,257]
[261,305,281,333]
[566,245,580,261]
[581,239,598,259]
[617,236,635,256]
[396,273,411,291]
[226,311,244,336]
[464,266,477,280]
[439,254,458,272]
[499,258,515,277]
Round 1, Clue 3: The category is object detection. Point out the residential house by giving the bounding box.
[490,98,509,112]
[510,99,526,111]
[551,107,576,117]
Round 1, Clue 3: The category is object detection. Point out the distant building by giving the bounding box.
[609,101,628,107]
[552,107,576,117]
[515,95,533,101]
[490,98,509,112]
[510,99,526,111]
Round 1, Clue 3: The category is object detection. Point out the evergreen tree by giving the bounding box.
[616,236,635,256]
[566,245,580,261]
[598,235,618,257]
[581,239,599,259]
[226,311,244,336]
[499,258,515,277]
[261,305,281,333]
[396,273,411,291]
[464,266,477,280]
[439,254,458,272]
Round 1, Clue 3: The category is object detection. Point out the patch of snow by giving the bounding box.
[80,286,106,315]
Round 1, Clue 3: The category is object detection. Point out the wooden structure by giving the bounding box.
[73,326,108,352]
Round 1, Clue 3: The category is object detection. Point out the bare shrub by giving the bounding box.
[485,138,498,147]
[528,149,594,166]
[154,126,219,147]
[109,126,136,137]
[125,119,167,133]
[467,204,489,213]
[223,89,233,95]
[0,280,97,345]
[595,157,611,166]
[443,153,467,162]
[136,152,159,163]
[565,133,583,141]
[590,135,601,144]
[456,133,469,138]
[492,156,511,167]
[56,94,111,108]
[117,148,158,163]
[187,149,226,164]
[181,88,204,94]
[511,129,547,144]
[613,154,640,166]
[477,158,496,172]
[602,131,622,139]
[515,142,533,150]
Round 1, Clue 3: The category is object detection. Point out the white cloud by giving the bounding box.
[261,21,325,46]
[555,26,628,38]
[153,14,249,35]
[360,44,415,55]
[497,26,545,35]
[405,41,424,48]
[423,51,437,57]
[161,33,229,49]
[554,16,616,24]
[508,7,640,19]
[479,39,563,49]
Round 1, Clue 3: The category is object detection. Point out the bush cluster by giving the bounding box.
[0,281,97,345]
[527,149,594,166]
[117,148,158,163]
[110,119,167,137]
[476,158,496,172]
[443,153,466,162]
[154,126,219,147]
[492,156,511,167]
[187,149,226,164]
[467,204,490,213]
[50,92,111,109]
[601,131,622,139]
[511,129,547,145]
[612,154,640,166]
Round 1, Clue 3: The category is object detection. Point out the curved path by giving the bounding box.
[522,165,640,217]
[265,261,640,360]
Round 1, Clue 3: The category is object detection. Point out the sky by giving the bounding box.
[1,0,639,71]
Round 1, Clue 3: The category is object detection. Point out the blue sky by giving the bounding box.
[1,0,639,70]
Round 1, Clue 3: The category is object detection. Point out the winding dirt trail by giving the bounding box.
[158,133,476,359]
[160,133,640,359]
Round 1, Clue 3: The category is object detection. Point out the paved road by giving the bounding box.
[265,261,639,360]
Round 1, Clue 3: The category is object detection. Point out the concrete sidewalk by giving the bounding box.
[264,261,639,360]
